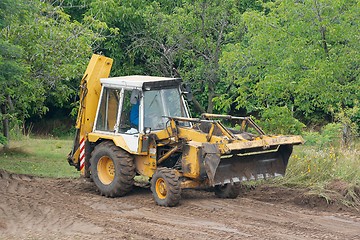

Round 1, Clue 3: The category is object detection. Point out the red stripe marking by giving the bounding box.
[80,161,85,170]
[79,137,85,170]
[80,144,85,153]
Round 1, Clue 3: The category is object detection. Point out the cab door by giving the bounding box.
[117,88,141,153]
[94,87,141,153]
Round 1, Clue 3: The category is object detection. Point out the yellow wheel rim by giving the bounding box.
[97,156,115,185]
[155,178,167,199]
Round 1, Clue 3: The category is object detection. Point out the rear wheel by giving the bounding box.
[90,141,135,197]
[151,168,181,207]
[214,183,241,199]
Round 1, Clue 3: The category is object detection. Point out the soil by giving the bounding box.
[1,169,359,240]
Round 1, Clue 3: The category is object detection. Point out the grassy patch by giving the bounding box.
[272,144,360,207]
[287,146,360,185]
[0,137,78,178]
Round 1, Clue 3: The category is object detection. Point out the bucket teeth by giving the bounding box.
[215,172,284,186]
[232,177,240,183]
[212,149,289,186]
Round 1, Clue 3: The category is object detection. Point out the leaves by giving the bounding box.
[219,0,360,126]
[1,0,359,141]
[0,0,103,142]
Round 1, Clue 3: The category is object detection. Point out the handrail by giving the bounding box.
[165,114,266,137]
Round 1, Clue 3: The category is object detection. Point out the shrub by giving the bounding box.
[259,106,305,135]
[321,123,342,147]
[303,123,343,148]
[302,131,321,146]
[0,134,7,145]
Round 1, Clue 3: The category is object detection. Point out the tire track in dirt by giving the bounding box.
[192,196,359,239]
[0,170,103,239]
[1,170,360,240]
[81,186,360,240]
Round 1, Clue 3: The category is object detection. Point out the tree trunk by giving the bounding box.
[191,97,206,114]
[207,82,215,114]
[313,0,329,58]
[1,104,9,149]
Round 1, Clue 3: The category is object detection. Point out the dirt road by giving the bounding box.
[1,170,359,240]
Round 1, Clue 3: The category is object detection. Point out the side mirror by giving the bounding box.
[144,127,151,134]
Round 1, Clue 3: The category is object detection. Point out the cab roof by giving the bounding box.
[100,75,182,90]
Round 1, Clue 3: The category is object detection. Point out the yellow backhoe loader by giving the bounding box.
[68,54,304,206]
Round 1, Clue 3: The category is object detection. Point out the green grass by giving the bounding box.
[273,144,360,207]
[0,137,79,178]
[286,145,360,186]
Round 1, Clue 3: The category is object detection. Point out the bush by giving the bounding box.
[334,105,360,147]
[321,123,342,147]
[303,123,343,148]
[302,131,321,146]
[259,106,305,135]
[0,134,7,145]
[282,145,360,206]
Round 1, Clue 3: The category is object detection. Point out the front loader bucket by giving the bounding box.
[205,145,293,186]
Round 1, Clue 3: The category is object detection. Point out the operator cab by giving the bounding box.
[94,75,190,136]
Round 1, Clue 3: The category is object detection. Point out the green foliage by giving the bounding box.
[219,0,360,128]
[1,0,104,142]
[286,148,339,186]
[321,123,343,146]
[51,125,76,138]
[302,131,322,146]
[0,38,40,117]
[334,104,360,146]
[303,123,343,147]
[9,1,100,108]
[0,134,7,145]
[83,0,147,76]
[281,145,360,206]
[1,0,360,141]
[169,0,242,113]
[258,106,305,135]
[83,0,254,113]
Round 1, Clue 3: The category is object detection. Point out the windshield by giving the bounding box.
[144,88,189,130]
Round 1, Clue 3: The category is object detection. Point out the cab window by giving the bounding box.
[118,89,140,134]
[95,88,120,132]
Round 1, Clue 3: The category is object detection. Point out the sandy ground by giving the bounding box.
[0,169,359,240]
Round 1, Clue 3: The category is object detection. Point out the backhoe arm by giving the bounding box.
[67,54,113,176]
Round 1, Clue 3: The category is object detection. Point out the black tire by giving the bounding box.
[214,183,241,199]
[90,141,135,197]
[150,168,181,207]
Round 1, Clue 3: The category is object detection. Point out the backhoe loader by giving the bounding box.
[68,54,304,207]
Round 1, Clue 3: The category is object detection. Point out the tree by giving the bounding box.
[218,0,360,130]
[81,0,269,114]
[82,0,148,76]
[126,0,243,113]
[0,40,29,147]
[0,0,33,147]
[0,0,102,146]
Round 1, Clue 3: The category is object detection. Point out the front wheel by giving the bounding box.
[214,183,241,199]
[90,141,135,197]
[151,168,181,207]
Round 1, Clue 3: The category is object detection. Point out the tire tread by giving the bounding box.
[90,141,135,197]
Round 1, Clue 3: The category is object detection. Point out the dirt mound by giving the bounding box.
[1,170,360,239]
[243,183,360,213]
[326,179,360,204]
[0,169,34,181]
